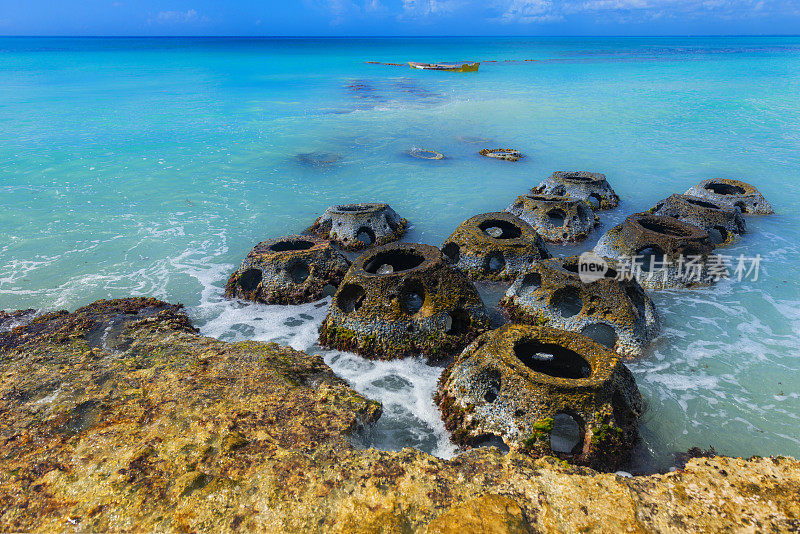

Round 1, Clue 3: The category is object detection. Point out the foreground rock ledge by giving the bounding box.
[0,298,798,533]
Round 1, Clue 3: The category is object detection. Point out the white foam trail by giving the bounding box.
[189,263,458,458]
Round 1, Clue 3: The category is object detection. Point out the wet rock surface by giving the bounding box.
[593,212,723,290]
[0,298,798,532]
[652,193,746,246]
[225,235,350,304]
[685,178,774,215]
[500,256,660,359]
[436,324,643,471]
[309,203,408,251]
[506,194,599,243]
[441,212,550,281]
[533,171,619,210]
[319,243,491,360]
[478,148,522,161]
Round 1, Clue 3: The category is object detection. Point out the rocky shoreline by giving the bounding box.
[1,298,798,532]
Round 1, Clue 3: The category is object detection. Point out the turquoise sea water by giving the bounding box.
[2,36,799,470]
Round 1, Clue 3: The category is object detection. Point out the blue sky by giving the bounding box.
[1,0,799,36]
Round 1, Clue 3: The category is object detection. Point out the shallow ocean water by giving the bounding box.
[1,36,799,471]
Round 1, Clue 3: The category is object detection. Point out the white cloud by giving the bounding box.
[153,9,206,24]
[495,0,562,23]
[402,0,460,16]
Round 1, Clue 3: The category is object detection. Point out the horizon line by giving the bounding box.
[1,34,800,39]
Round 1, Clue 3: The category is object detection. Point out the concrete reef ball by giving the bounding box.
[499,256,660,359]
[533,171,619,210]
[684,178,774,215]
[441,212,550,281]
[435,323,643,471]
[225,235,350,305]
[309,202,408,251]
[652,194,746,246]
[319,242,491,360]
[506,193,599,243]
[593,213,721,290]
[479,148,522,162]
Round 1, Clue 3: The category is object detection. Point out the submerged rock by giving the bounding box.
[478,148,523,162]
[506,193,599,243]
[319,242,490,360]
[309,202,408,251]
[500,255,660,359]
[652,193,746,246]
[441,212,550,281]
[533,171,619,210]
[685,178,773,214]
[225,235,350,304]
[435,324,643,471]
[0,297,798,532]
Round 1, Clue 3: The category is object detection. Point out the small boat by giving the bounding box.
[408,61,479,72]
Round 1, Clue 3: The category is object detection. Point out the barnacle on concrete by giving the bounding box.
[652,193,746,246]
[225,235,350,304]
[309,203,407,251]
[593,213,723,290]
[506,193,598,243]
[500,255,660,359]
[319,242,490,360]
[436,323,643,471]
[533,171,619,210]
[684,178,773,215]
[441,212,550,281]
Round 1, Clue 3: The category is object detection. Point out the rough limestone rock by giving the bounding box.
[440,212,550,281]
[478,148,523,162]
[533,171,619,210]
[319,243,491,360]
[0,298,798,533]
[500,256,660,359]
[652,193,746,246]
[506,194,599,243]
[436,324,643,471]
[309,203,408,250]
[593,213,723,290]
[684,178,774,215]
[225,235,350,304]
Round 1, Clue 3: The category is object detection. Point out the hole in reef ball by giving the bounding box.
[580,323,617,349]
[478,219,522,239]
[289,262,310,283]
[550,286,583,318]
[588,194,602,209]
[625,285,647,318]
[547,208,566,227]
[520,272,542,297]
[238,268,262,291]
[446,309,470,336]
[356,227,375,246]
[708,226,727,245]
[401,282,425,314]
[364,250,425,274]
[705,182,746,195]
[337,283,366,313]
[636,245,665,272]
[515,339,592,379]
[442,242,460,263]
[486,252,505,273]
[270,240,315,252]
[550,413,582,453]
